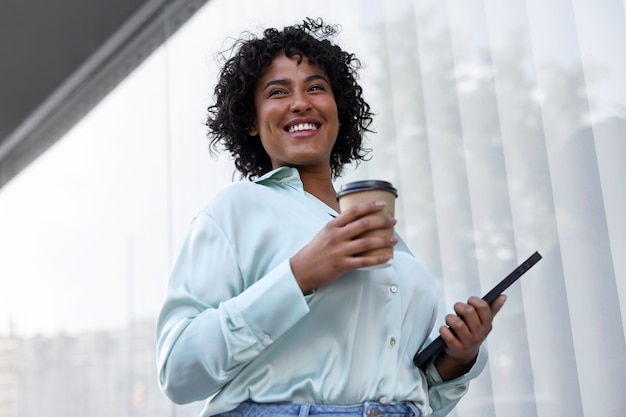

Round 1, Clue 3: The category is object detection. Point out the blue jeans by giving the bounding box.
[214,401,422,417]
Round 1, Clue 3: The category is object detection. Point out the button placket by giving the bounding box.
[377,272,401,395]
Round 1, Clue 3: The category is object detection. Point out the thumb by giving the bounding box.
[490,294,507,318]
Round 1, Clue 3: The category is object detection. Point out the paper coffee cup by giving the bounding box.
[336,180,398,269]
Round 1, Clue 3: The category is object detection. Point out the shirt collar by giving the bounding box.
[254,166,304,190]
[254,167,338,217]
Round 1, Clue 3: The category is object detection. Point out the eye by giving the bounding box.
[268,88,287,97]
[309,84,325,92]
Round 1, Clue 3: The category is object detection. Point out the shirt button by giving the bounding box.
[379,396,388,404]
[261,333,271,343]
[389,337,397,347]
[389,285,398,293]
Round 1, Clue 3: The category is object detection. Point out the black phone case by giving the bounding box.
[413,251,542,370]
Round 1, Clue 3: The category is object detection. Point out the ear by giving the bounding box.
[249,120,259,136]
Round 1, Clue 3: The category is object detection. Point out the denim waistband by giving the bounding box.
[215,401,422,417]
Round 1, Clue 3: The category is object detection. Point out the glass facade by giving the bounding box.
[0,0,624,416]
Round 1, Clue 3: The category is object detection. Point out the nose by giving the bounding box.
[289,91,311,113]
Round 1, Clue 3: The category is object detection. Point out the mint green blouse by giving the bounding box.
[156,167,486,417]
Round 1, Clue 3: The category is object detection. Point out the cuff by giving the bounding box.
[222,259,310,346]
[425,346,488,387]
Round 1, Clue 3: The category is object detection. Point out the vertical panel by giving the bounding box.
[411,1,496,416]
[410,0,480,308]
[525,0,626,415]
[571,0,626,339]
[446,1,537,416]
[377,0,444,281]
[591,118,626,334]
[482,1,584,417]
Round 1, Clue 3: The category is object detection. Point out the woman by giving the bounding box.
[156,18,505,417]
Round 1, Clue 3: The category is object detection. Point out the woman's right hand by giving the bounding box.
[289,201,397,294]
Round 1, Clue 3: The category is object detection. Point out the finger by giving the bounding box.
[467,295,506,324]
[342,215,396,241]
[345,234,398,256]
[439,324,456,343]
[445,314,472,342]
[489,294,507,317]
[449,301,490,344]
[465,297,492,326]
[452,301,481,331]
[439,324,463,351]
[334,201,387,227]
[342,252,394,270]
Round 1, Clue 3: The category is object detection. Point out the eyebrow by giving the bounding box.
[262,74,330,91]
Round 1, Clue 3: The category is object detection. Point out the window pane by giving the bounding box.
[1,0,624,416]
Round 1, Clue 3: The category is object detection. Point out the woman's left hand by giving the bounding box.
[434,294,506,380]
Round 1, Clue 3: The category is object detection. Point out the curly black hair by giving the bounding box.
[206,18,373,180]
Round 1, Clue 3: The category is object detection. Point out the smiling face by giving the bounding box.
[249,53,340,175]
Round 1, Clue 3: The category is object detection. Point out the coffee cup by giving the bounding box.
[336,180,398,269]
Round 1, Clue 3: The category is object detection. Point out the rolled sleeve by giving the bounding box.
[424,347,488,417]
[221,260,310,348]
[157,210,310,404]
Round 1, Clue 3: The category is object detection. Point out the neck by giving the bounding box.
[298,170,340,212]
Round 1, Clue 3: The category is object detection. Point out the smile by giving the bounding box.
[287,123,319,133]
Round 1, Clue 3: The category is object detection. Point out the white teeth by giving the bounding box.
[288,123,318,133]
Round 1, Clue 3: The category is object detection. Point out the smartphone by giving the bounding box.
[413,251,542,370]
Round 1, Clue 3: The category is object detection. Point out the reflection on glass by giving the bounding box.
[0,0,624,415]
